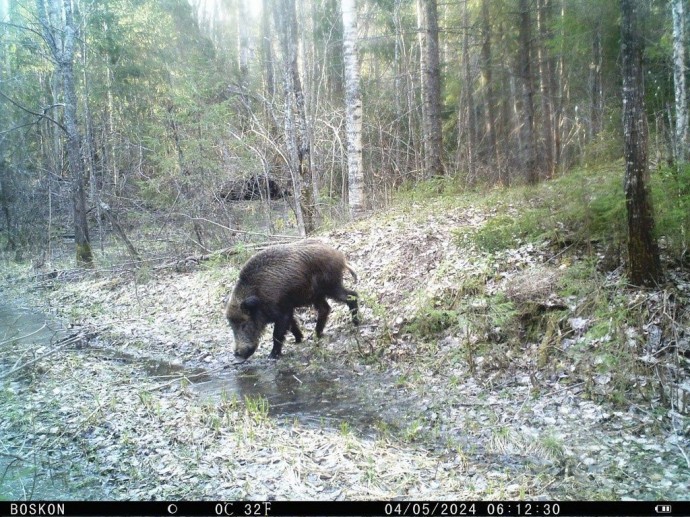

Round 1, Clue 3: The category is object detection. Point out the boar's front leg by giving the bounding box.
[270,311,293,358]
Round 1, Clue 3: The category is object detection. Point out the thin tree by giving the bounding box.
[518,0,537,184]
[671,0,687,165]
[417,0,444,177]
[237,0,250,89]
[37,0,93,266]
[537,0,555,178]
[460,0,476,181]
[0,0,16,251]
[0,158,16,251]
[589,18,603,140]
[341,0,364,217]
[479,0,499,174]
[276,0,315,235]
[620,0,661,286]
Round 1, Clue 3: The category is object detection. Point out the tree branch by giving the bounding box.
[0,89,67,133]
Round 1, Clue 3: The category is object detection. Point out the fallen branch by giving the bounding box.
[0,333,84,381]
[151,241,294,272]
[0,322,47,348]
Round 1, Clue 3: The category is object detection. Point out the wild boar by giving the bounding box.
[225,240,359,361]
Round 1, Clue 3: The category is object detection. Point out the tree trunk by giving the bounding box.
[417,0,444,177]
[237,0,250,89]
[276,0,315,236]
[552,0,565,171]
[672,0,688,165]
[63,45,93,265]
[480,0,499,172]
[324,0,344,99]
[537,0,555,178]
[621,0,661,286]
[394,0,417,178]
[38,0,93,266]
[0,1,16,251]
[589,20,603,141]
[460,0,476,181]
[518,0,537,184]
[262,0,275,101]
[0,159,16,251]
[341,0,364,218]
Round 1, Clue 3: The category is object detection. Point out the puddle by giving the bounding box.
[0,299,414,438]
[190,362,412,435]
[94,347,412,436]
[87,345,211,382]
[0,302,107,500]
[0,303,67,347]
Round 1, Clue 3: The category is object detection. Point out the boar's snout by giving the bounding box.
[233,341,258,360]
[231,326,261,360]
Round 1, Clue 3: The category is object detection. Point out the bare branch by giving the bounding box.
[0,89,67,133]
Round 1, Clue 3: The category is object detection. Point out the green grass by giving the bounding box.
[446,161,689,263]
[452,163,627,253]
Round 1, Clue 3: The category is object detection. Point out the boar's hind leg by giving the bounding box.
[335,287,359,326]
[290,315,303,343]
[270,312,293,358]
[315,298,331,337]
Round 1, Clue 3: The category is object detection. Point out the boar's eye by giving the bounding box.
[241,296,261,314]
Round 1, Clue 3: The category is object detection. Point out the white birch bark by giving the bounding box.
[341,0,364,217]
[672,0,687,164]
[237,0,251,88]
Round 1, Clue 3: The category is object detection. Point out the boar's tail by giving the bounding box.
[345,262,358,283]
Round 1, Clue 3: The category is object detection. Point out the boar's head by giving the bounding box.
[225,295,266,360]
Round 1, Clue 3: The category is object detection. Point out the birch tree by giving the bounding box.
[341,0,364,217]
[237,0,250,85]
[621,0,661,286]
[672,0,687,165]
[37,0,93,266]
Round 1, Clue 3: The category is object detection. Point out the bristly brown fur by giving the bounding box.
[226,240,359,360]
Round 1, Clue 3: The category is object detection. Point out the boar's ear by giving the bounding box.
[240,295,261,315]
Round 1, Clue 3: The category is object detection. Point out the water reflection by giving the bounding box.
[192,363,392,433]
[0,303,66,347]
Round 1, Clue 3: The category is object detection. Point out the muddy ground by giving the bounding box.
[1,198,689,500]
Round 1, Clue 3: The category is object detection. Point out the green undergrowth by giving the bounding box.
[394,161,689,264]
[395,162,689,407]
[456,164,626,252]
[454,162,690,260]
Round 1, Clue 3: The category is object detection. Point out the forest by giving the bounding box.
[1,0,690,503]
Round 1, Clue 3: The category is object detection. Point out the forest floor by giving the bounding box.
[2,168,690,500]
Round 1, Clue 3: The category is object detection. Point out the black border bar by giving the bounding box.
[1,501,688,517]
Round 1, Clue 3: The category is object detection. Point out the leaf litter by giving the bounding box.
[1,196,689,500]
